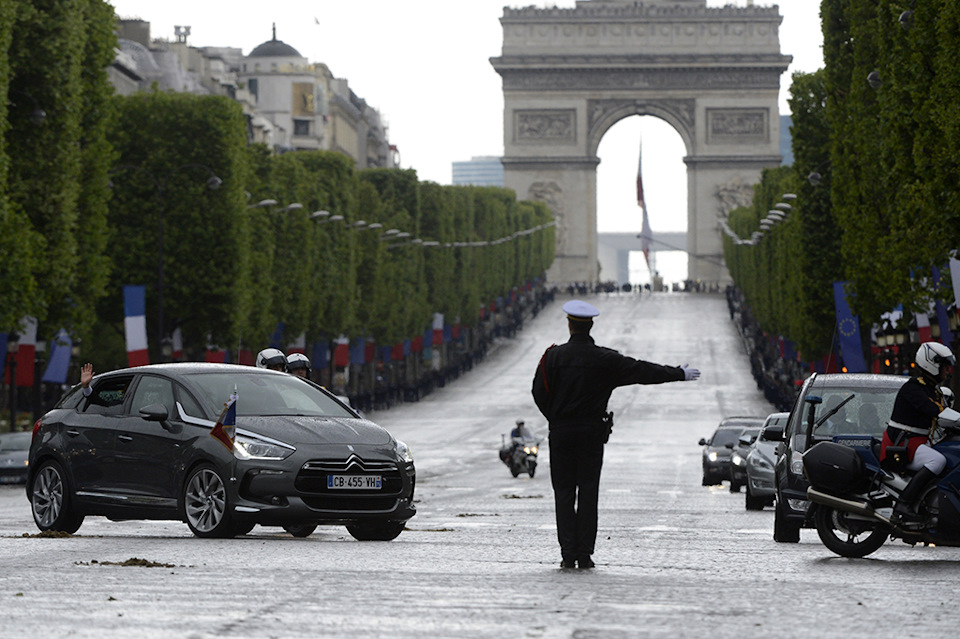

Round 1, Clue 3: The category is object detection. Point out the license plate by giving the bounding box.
[327,475,381,490]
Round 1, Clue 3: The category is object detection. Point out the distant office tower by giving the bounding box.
[451,156,504,187]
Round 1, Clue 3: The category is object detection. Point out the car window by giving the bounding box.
[184,371,355,418]
[175,385,205,420]
[710,428,742,447]
[0,432,31,451]
[129,375,176,416]
[82,376,134,415]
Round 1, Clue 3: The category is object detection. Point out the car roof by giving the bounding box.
[806,373,908,388]
[717,416,766,428]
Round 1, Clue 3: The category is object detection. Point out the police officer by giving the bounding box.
[532,300,700,569]
[256,348,287,371]
[881,341,955,521]
[286,352,312,378]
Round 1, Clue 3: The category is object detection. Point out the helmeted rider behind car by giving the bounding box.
[286,352,311,378]
[511,418,530,440]
[256,348,287,372]
[881,341,956,521]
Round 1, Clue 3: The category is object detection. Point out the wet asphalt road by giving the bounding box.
[1,292,958,638]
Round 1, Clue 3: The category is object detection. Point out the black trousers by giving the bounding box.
[549,427,605,560]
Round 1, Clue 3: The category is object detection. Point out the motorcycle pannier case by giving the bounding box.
[803,442,869,493]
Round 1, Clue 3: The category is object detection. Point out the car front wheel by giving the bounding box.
[183,465,236,538]
[346,521,406,541]
[30,460,84,534]
[773,496,801,543]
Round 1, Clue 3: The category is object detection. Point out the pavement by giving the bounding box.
[1,291,958,638]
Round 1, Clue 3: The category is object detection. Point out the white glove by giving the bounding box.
[681,364,700,381]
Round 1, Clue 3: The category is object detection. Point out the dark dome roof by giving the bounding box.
[248,38,302,58]
[248,25,302,58]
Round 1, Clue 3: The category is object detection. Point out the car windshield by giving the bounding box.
[711,428,743,447]
[0,432,31,451]
[184,372,355,419]
[802,383,902,443]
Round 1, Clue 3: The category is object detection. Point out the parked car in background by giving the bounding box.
[765,373,906,542]
[27,363,416,540]
[699,416,766,487]
[0,431,31,484]
[743,412,789,510]
[728,426,762,493]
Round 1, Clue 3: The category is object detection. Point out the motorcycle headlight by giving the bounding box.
[790,450,804,475]
[396,439,414,464]
[234,432,295,461]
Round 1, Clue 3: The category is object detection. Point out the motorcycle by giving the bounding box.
[802,406,960,558]
[499,433,539,478]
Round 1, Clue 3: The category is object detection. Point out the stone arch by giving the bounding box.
[586,99,695,158]
[491,0,791,285]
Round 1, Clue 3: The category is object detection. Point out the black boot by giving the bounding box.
[893,467,938,521]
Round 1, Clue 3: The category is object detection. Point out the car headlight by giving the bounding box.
[233,433,295,461]
[749,455,772,471]
[396,439,414,464]
[731,453,744,466]
[707,451,718,462]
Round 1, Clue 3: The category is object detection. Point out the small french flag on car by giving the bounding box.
[123,285,149,367]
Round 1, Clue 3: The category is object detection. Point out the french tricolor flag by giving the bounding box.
[15,316,37,387]
[123,285,150,367]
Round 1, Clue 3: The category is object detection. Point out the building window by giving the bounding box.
[248,78,258,99]
[293,119,311,137]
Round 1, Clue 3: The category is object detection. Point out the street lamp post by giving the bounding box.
[111,163,222,356]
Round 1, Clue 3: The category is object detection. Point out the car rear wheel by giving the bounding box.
[773,496,801,543]
[814,505,888,558]
[30,460,84,534]
[346,521,406,541]
[283,523,318,538]
[183,465,236,538]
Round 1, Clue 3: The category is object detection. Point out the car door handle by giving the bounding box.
[118,434,134,442]
[66,429,81,437]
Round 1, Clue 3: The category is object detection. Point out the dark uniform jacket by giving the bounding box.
[532,333,684,429]
[881,375,944,463]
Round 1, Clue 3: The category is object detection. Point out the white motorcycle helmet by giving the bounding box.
[942,386,955,409]
[256,347,287,371]
[915,342,956,379]
[286,352,312,377]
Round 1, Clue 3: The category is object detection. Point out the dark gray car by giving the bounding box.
[27,363,416,540]
[743,412,789,510]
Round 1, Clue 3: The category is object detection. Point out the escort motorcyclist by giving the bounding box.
[286,352,312,378]
[532,299,700,569]
[256,347,287,371]
[881,341,956,521]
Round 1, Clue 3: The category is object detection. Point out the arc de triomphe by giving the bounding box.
[490,0,792,284]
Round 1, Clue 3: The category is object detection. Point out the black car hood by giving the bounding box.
[239,416,394,446]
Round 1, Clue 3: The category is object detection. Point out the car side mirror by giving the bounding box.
[764,425,785,442]
[698,438,707,446]
[139,403,168,422]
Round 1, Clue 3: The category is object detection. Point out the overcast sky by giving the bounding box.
[108,0,823,281]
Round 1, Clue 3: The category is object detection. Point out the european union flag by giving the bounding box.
[833,281,867,373]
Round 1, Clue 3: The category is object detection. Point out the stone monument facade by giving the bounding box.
[490,0,791,284]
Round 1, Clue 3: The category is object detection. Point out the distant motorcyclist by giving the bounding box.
[256,348,287,371]
[881,342,956,520]
[511,418,531,440]
[286,352,311,378]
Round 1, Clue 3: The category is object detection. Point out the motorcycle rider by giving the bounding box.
[881,341,956,521]
[286,352,312,378]
[511,418,530,440]
[256,347,287,371]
